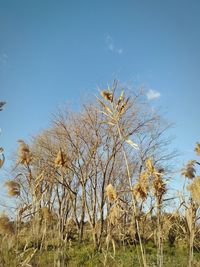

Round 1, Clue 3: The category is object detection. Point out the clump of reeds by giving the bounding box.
[5,180,20,197]
[138,158,166,267]
[182,142,200,267]
[98,85,146,266]
[17,140,32,164]
[106,184,117,202]
[0,214,14,235]
[133,159,166,203]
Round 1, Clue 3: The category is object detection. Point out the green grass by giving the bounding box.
[1,240,200,266]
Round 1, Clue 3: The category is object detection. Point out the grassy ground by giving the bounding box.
[1,240,200,267]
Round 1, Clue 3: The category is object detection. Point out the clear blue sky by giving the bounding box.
[1,0,200,188]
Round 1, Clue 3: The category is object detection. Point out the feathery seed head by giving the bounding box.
[153,173,166,199]
[182,160,196,179]
[106,184,117,202]
[133,172,149,201]
[5,180,20,197]
[17,140,32,165]
[54,149,68,168]
[187,176,200,205]
[101,90,113,102]
[195,143,200,156]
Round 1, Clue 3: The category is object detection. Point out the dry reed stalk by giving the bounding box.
[183,142,200,267]
[185,203,196,267]
[98,86,147,267]
[153,170,166,267]
[142,158,166,267]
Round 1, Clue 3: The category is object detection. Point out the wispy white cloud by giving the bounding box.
[117,48,123,54]
[105,35,123,55]
[146,89,161,100]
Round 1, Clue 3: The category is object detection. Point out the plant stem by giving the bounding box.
[116,123,147,267]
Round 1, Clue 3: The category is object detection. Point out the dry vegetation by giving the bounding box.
[1,83,200,266]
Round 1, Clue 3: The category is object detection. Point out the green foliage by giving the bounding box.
[0,238,200,267]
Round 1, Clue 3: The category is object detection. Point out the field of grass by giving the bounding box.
[1,240,200,267]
